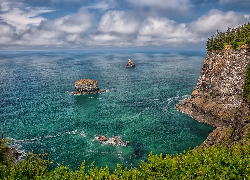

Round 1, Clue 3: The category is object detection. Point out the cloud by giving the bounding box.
[126,0,192,14]
[16,9,93,46]
[219,0,250,5]
[0,2,250,50]
[88,14,200,48]
[136,18,194,46]
[86,3,110,10]
[86,0,117,10]
[0,1,54,32]
[89,9,250,48]
[38,9,93,34]
[97,10,138,34]
[188,9,250,35]
[0,22,17,44]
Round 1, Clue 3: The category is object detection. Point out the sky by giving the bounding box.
[0,0,250,50]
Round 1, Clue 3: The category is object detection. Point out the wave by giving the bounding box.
[165,94,190,104]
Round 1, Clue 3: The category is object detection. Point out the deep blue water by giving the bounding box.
[0,50,214,171]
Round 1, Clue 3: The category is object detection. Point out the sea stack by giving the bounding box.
[124,59,135,67]
[72,79,106,95]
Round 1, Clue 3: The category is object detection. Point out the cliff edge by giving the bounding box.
[176,48,250,146]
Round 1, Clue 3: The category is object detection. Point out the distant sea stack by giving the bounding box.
[124,59,135,67]
[72,79,106,95]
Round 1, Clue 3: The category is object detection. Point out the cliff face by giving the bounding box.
[176,48,250,127]
[176,48,250,146]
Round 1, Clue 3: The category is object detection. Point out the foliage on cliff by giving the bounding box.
[206,22,250,51]
[1,139,250,179]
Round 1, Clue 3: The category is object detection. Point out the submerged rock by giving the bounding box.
[72,79,106,95]
[114,136,122,144]
[98,135,108,142]
[96,135,129,146]
[124,59,135,67]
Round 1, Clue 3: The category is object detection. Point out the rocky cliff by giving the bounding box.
[176,48,250,146]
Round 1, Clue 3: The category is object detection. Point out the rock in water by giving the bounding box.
[98,135,108,142]
[96,135,129,146]
[72,79,106,95]
[124,59,135,67]
[113,136,122,144]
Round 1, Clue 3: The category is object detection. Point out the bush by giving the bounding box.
[246,38,250,47]
[1,137,250,179]
[231,41,239,49]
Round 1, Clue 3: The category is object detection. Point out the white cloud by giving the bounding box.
[86,0,117,11]
[86,3,110,10]
[219,0,250,5]
[126,0,192,13]
[188,9,250,35]
[0,2,249,50]
[39,10,93,34]
[16,9,93,46]
[135,17,200,46]
[0,22,17,44]
[98,10,138,34]
[0,2,54,32]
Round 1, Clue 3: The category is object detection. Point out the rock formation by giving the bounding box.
[72,79,106,95]
[97,135,129,146]
[176,47,250,147]
[98,135,108,142]
[124,59,135,67]
[5,146,22,160]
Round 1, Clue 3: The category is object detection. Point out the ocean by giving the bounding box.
[0,50,214,171]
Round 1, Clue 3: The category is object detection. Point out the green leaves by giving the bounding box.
[1,138,250,179]
[206,22,250,51]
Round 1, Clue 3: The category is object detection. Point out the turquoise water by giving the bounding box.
[0,50,214,171]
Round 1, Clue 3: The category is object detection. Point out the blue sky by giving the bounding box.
[0,0,250,50]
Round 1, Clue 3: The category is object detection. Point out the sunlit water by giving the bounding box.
[0,50,214,171]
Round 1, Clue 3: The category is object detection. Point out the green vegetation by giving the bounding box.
[206,22,250,50]
[1,139,250,179]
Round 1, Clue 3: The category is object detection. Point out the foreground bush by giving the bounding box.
[1,139,250,179]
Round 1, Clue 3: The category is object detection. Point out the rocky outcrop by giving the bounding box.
[98,135,108,142]
[124,59,135,67]
[72,79,106,95]
[97,135,129,146]
[176,48,250,128]
[6,147,22,160]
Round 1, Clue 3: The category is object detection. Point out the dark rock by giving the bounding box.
[72,79,106,95]
[114,136,122,144]
[96,135,129,146]
[98,135,108,142]
[5,147,22,160]
[124,59,135,67]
